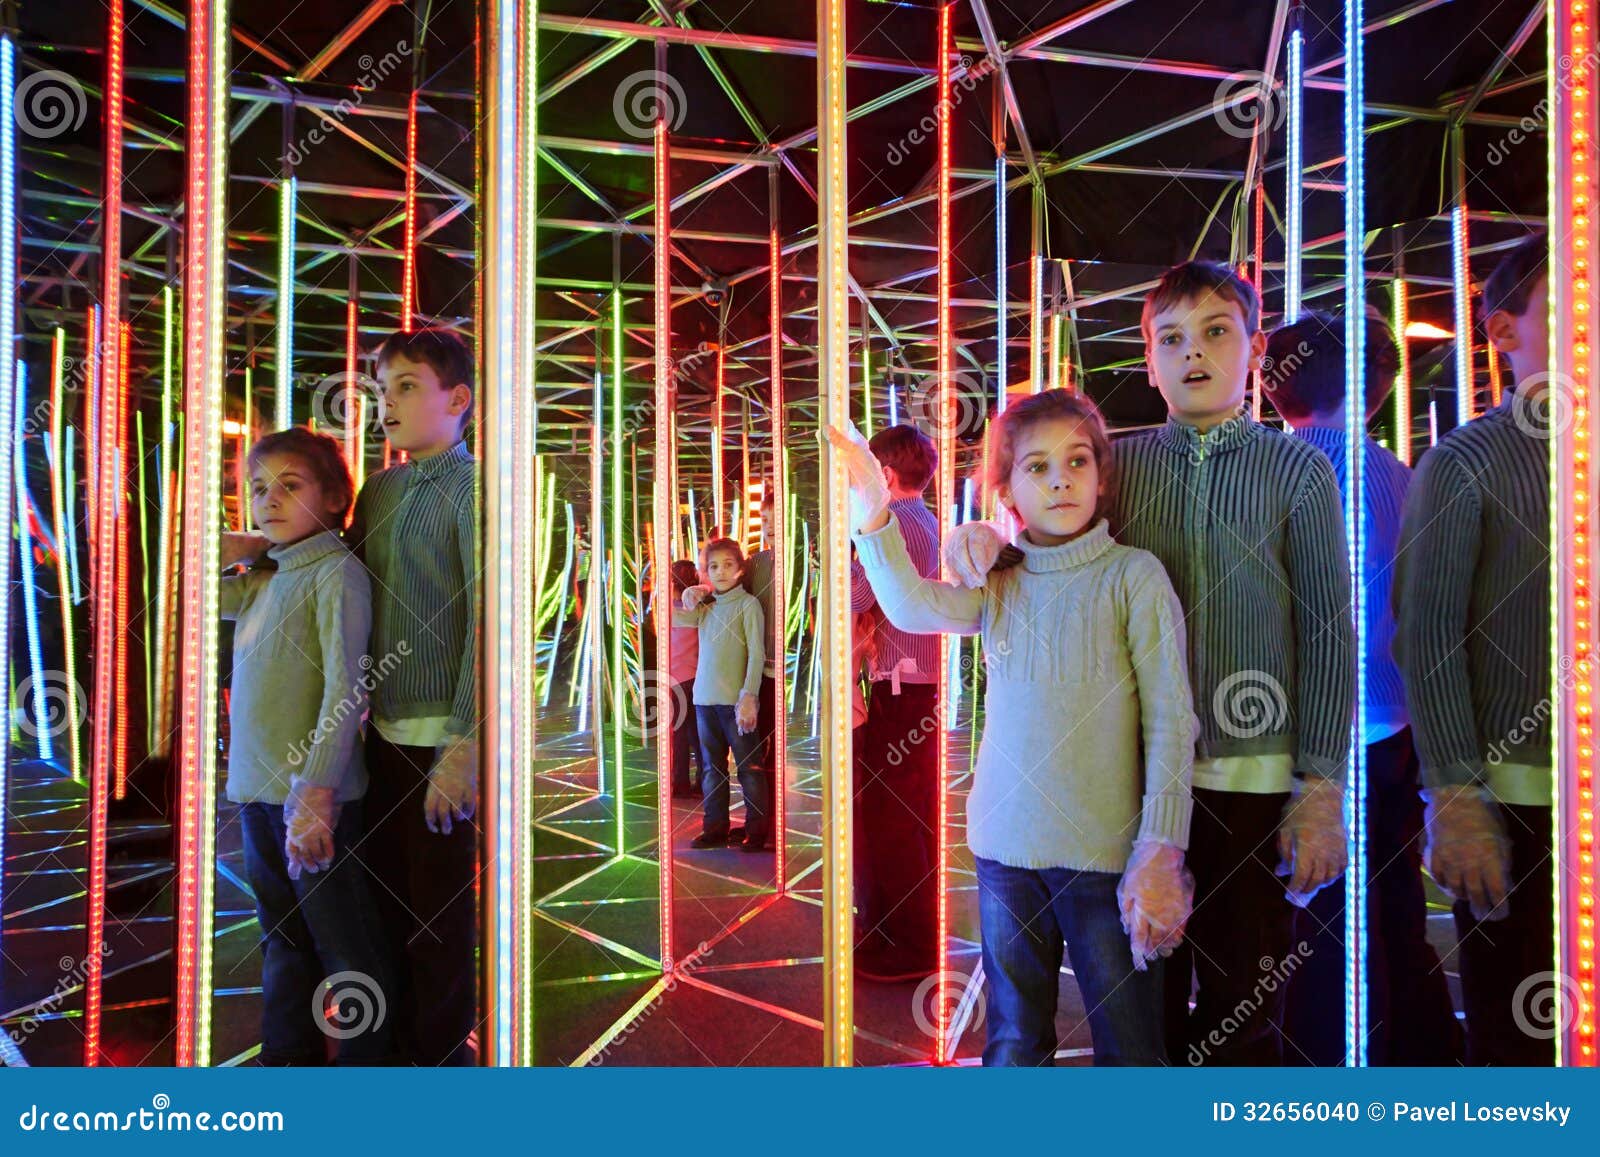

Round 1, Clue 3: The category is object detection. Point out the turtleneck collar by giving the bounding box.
[267,529,348,571]
[1014,519,1116,573]
[1156,408,1261,458]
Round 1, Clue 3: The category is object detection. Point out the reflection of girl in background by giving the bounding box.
[830,391,1198,1066]
[665,560,703,797]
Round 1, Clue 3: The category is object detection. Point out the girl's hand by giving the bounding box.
[425,737,479,835]
[1117,840,1193,970]
[944,522,1006,588]
[735,692,758,735]
[284,779,341,880]
[822,422,891,533]
[221,531,271,569]
[682,584,713,611]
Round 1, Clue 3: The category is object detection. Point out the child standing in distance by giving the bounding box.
[828,391,1197,1066]
[677,538,769,851]
[219,428,395,1064]
[346,327,479,1066]
[666,559,703,798]
[946,262,1354,1065]
[1392,234,1553,1065]
[742,491,781,828]
[847,425,943,983]
[1264,311,1462,1066]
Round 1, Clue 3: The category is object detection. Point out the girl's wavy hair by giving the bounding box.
[698,536,745,581]
[981,389,1118,531]
[245,426,357,529]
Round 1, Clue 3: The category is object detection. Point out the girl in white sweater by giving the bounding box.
[828,390,1197,1066]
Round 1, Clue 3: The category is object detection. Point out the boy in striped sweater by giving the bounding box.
[346,327,480,1066]
[947,262,1354,1063]
[1392,234,1553,1065]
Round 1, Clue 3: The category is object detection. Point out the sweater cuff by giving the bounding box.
[1418,756,1486,791]
[1137,792,1193,851]
[851,511,904,572]
[1295,751,1348,784]
[290,742,346,789]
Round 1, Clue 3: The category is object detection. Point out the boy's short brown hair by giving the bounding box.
[1141,260,1262,343]
[868,424,938,492]
[1481,232,1547,321]
[376,326,476,425]
[1263,310,1401,422]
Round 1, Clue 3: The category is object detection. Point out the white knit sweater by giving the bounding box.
[854,514,1197,871]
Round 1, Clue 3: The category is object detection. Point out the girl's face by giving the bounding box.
[251,453,343,545]
[999,417,1102,547]
[703,550,743,593]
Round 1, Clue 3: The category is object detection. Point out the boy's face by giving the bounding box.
[1486,273,1549,389]
[704,550,743,593]
[251,453,342,545]
[1145,290,1265,429]
[998,417,1102,546]
[377,352,471,456]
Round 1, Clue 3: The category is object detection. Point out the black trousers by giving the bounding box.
[1454,802,1555,1066]
[363,732,480,1066]
[852,681,939,970]
[669,679,701,792]
[1165,787,1295,1066]
[1282,728,1463,1065]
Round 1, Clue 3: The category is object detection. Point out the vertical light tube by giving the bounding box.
[611,288,625,857]
[481,0,539,1066]
[15,363,47,763]
[1341,0,1369,1068]
[345,255,360,479]
[113,324,130,798]
[713,345,725,531]
[0,31,15,1002]
[49,328,81,781]
[1392,277,1412,466]
[818,0,854,1067]
[1552,0,1597,1066]
[153,284,175,758]
[995,154,1007,415]
[933,0,954,1066]
[1029,254,1044,392]
[770,166,789,894]
[1285,19,1304,323]
[860,297,873,437]
[655,114,676,967]
[403,89,418,333]
[85,0,125,1062]
[175,0,229,1068]
[1252,179,1265,420]
[276,173,296,427]
[1451,166,1473,426]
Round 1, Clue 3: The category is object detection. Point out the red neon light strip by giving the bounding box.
[345,297,359,479]
[654,116,675,970]
[113,323,130,800]
[1252,179,1265,420]
[934,0,953,1066]
[771,223,788,893]
[403,89,418,333]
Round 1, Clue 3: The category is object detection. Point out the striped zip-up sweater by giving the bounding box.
[1391,394,1550,788]
[346,440,480,739]
[850,496,941,685]
[1292,426,1411,744]
[1113,412,1354,781]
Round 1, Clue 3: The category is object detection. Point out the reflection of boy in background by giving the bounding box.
[346,327,480,1066]
[1264,310,1461,1065]
[743,492,781,830]
[1392,233,1554,1066]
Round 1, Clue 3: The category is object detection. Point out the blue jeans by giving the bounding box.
[696,703,767,839]
[976,857,1165,1066]
[240,801,398,1065]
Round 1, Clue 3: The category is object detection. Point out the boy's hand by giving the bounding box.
[284,780,341,880]
[735,692,759,735]
[1422,785,1511,921]
[221,531,271,569]
[1118,840,1193,970]
[682,584,713,611]
[1276,777,1347,902]
[822,422,891,533]
[944,521,1005,588]
[425,736,479,835]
